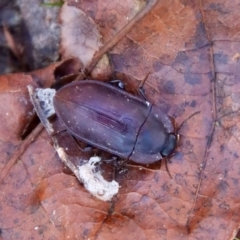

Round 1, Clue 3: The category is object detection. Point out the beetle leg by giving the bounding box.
[137,72,150,100]
[71,135,93,152]
[116,158,129,169]
[102,156,118,164]
[51,128,93,152]
[109,80,125,89]
[138,87,147,100]
[82,145,92,152]
[103,157,129,169]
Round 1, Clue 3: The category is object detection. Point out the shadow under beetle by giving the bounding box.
[53,80,198,168]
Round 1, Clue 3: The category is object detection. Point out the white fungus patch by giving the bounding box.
[78,156,119,201]
[35,88,56,117]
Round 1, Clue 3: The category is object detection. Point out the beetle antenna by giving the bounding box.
[177,111,201,132]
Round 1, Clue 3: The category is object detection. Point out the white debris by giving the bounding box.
[78,156,119,201]
[34,88,56,117]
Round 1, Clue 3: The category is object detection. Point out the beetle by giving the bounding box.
[53,80,180,165]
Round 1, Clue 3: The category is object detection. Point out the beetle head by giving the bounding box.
[161,133,178,157]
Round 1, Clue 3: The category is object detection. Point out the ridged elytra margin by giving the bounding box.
[53,80,178,164]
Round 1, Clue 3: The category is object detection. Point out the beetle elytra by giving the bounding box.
[53,80,180,165]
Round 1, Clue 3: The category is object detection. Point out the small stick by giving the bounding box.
[0,124,44,183]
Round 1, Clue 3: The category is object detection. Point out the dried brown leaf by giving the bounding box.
[1,1,240,240]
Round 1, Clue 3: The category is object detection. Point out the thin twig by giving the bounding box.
[0,124,44,183]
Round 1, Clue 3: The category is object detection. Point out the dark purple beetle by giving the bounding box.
[53,80,178,164]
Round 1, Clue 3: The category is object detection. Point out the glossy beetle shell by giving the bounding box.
[53,80,176,164]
